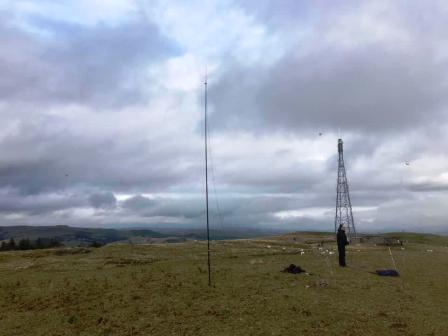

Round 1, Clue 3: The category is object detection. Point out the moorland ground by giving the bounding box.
[0,232,447,336]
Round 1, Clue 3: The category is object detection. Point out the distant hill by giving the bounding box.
[383,232,448,246]
[153,227,279,240]
[0,225,165,246]
[3,225,444,248]
[0,225,276,247]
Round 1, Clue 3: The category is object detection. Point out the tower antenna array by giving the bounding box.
[335,138,357,240]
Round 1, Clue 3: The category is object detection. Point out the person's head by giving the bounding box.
[339,224,345,231]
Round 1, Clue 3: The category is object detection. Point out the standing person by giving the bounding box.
[337,224,349,267]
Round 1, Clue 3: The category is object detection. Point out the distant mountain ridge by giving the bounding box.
[0,225,446,247]
[0,225,165,246]
[0,225,274,247]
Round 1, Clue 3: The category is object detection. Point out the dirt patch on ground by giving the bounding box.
[53,248,92,256]
[103,257,158,267]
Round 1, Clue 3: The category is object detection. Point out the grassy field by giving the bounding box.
[0,232,447,336]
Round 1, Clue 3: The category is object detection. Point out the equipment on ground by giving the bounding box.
[375,269,400,277]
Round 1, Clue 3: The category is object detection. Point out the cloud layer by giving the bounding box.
[0,1,447,233]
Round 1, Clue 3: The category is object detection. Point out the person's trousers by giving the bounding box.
[338,246,346,267]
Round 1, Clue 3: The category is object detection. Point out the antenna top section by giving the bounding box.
[338,138,343,153]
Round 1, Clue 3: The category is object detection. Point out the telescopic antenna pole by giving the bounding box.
[204,70,211,286]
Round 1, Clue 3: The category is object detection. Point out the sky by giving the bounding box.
[0,0,448,233]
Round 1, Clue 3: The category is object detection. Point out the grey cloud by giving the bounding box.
[0,1,446,233]
[123,194,332,229]
[407,182,448,192]
[122,195,154,211]
[122,196,206,219]
[0,117,197,195]
[208,1,448,134]
[152,199,205,219]
[89,192,117,209]
[0,12,174,108]
[210,45,445,133]
[0,188,86,215]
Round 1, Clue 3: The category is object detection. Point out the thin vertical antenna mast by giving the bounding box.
[204,69,211,286]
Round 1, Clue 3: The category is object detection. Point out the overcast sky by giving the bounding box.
[0,0,448,233]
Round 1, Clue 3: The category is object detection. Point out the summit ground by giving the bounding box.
[0,232,447,336]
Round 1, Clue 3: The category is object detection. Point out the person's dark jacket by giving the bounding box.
[337,229,349,248]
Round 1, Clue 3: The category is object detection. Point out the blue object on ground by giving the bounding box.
[376,269,399,276]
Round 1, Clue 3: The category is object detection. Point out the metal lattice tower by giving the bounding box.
[335,138,357,239]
